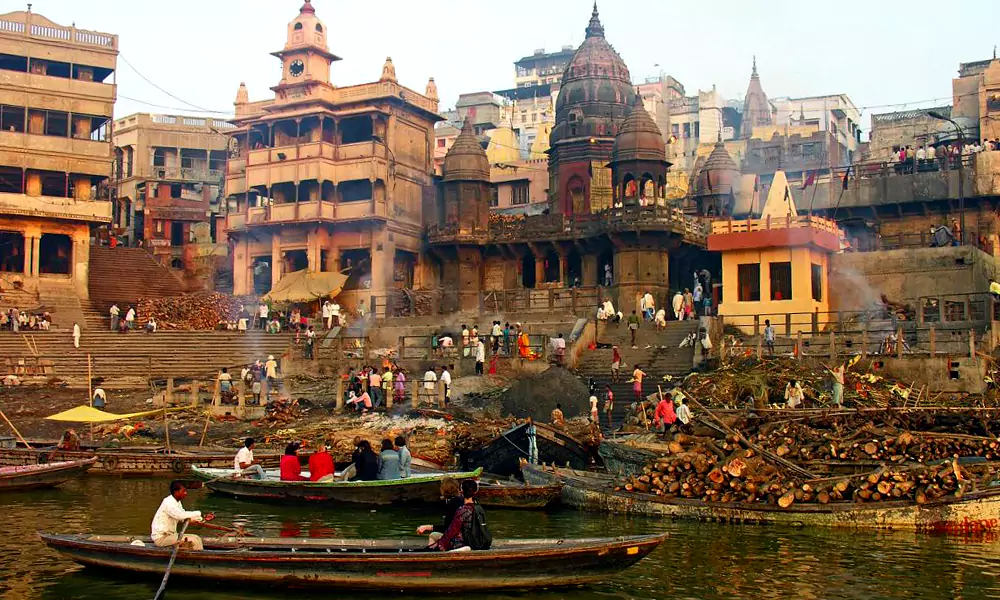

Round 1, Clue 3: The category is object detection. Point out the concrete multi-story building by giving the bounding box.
[514,46,574,88]
[223,0,440,308]
[112,113,234,267]
[0,9,116,300]
[770,94,862,161]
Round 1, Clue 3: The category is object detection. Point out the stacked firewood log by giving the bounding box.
[619,433,978,506]
[137,292,245,330]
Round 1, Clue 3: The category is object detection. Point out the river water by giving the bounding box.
[2,476,1000,599]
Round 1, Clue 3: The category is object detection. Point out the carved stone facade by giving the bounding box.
[223,1,440,310]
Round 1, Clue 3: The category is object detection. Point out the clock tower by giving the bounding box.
[271,0,341,92]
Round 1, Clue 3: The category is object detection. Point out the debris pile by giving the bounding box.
[137,292,245,330]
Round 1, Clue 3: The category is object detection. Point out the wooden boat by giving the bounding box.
[409,458,561,509]
[0,447,280,476]
[190,466,484,506]
[459,421,592,477]
[40,532,665,591]
[0,458,97,491]
[599,437,659,478]
[476,475,562,509]
[523,463,1000,533]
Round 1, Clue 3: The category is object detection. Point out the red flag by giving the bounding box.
[800,170,816,190]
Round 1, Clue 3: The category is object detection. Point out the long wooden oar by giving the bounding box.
[152,519,189,600]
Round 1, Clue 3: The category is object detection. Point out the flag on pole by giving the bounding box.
[800,170,817,190]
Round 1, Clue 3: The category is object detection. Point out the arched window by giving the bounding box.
[294,22,303,30]
[170,258,183,269]
[315,23,323,32]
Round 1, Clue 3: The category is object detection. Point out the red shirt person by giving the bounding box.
[308,445,335,482]
[279,442,306,481]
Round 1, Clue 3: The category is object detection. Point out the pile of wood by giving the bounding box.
[618,433,977,506]
[752,422,1000,464]
[137,292,245,330]
[253,398,300,427]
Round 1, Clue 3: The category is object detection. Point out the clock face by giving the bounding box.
[289,60,304,77]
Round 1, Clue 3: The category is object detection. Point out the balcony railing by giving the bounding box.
[228,200,382,230]
[480,205,709,246]
[150,167,223,181]
[0,16,117,49]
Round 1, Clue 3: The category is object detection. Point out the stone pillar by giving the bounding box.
[370,227,394,294]
[534,256,544,286]
[582,253,598,287]
[271,235,282,289]
[306,229,321,273]
[614,248,670,310]
[30,235,40,277]
[558,255,568,286]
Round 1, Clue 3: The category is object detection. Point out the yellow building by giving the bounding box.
[224,1,440,309]
[0,9,117,300]
[708,171,841,334]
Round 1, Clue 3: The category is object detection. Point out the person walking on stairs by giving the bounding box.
[72,322,80,349]
[627,311,640,348]
[109,304,120,332]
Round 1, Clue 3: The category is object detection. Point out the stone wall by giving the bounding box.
[829,246,996,311]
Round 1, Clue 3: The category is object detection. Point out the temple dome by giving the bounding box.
[695,140,741,197]
[550,4,635,147]
[443,117,490,182]
[612,96,667,163]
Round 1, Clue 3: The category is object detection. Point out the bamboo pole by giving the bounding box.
[0,408,31,448]
[163,407,171,454]
[87,354,94,441]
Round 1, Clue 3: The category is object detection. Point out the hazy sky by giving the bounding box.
[25,0,1000,135]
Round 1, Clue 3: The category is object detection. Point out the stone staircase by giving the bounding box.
[87,246,188,326]
[574,319,702,431]
[0,328,294,388]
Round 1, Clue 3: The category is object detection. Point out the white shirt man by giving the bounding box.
[234,441,265,478]
[916,147,926,161]
[491,322,502,338]
[602,300,615,317]
[441,367,451,400]
[423,368,438,392]
[109,304,120,331]
[475,340,486,363]
[72,323,80,349]
[265,356,278,380]
[926,145,936,160]
[322,301,332,327]
[125,307,136,327]
[676,402,692,425]
[259,303,269,319]
[440,335,454,349]
[151,483,210,550]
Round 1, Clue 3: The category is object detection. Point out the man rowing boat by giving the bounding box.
[151,481,214,551]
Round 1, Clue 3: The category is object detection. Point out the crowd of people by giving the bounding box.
[1,308,51,332]
[888,139,1000,175]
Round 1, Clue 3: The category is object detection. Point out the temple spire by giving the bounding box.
[752,54,758,77]
[585,2,604,38]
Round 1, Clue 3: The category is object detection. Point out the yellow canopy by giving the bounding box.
[263,269,349,304]
[45,405,185,423]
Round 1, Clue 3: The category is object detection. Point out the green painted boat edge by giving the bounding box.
[190,465,483,488]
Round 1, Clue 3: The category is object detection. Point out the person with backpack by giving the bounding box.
[429,479,492,551]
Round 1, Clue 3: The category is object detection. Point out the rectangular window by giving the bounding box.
[683,123,691,139]
[488,186,499,207]
[769,262,792,301]
[811,263,823,301]
[694,122,700,139]
[737,264,760,302]
[671,124,679,137]
[436,139,446,148]
[511,182,529,205]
